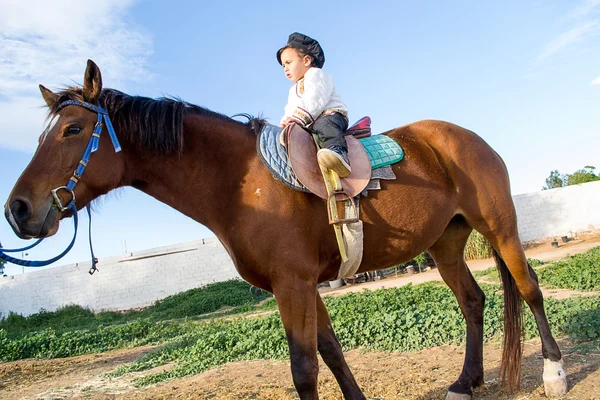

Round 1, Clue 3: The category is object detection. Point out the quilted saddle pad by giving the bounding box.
[359,135,404,169]
[257,123,404,192]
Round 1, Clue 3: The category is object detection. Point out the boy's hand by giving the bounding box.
[280,116,294,127]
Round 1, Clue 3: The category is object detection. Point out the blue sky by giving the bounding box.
[1,0,599,275]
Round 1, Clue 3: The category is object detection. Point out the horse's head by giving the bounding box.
[4,60,125,239]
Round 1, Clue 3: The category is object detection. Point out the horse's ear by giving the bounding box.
[82,59,103,104]
[39,85,58,108]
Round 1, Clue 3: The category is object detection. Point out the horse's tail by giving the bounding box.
[493,249,523,392]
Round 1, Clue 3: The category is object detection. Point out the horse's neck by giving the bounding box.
[122,115,255,235]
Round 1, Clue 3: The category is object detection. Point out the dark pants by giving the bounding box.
[311,113,349,151]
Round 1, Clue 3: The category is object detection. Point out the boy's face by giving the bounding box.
[280,48,312,82]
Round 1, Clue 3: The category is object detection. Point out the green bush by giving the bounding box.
[2,282,599,386]
[528,258,545,268]
[106,283,600,386]
[0,319,186,362]
[536,247,600,291]
[0,280,272,338]
[413,252,427,266]
[1,305,99,338]
[2,250,599,388]
[147,279,271,319]
[473,259,546,282]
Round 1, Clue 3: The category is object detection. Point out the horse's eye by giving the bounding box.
[64,126,82,137]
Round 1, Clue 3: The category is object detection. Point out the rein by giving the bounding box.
[0,99,122,274]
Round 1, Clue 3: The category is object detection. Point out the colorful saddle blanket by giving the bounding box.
[256,123,404,192]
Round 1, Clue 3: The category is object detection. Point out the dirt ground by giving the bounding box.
[2,236,600,400]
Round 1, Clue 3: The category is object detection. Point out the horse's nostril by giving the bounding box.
[10,198,32,223]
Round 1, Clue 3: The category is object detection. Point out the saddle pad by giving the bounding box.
[359,135,404,169]
[257,123,405,193]
[257,123,309,192]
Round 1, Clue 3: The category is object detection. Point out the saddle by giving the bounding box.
[285,117,373,200]
[257,117,402,269]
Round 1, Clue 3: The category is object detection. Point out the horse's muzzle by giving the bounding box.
[5,196,59,239]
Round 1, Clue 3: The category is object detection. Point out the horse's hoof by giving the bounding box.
[543,358,568,397]
[445,391,472,400]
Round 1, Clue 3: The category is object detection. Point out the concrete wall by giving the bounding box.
[0,237,240,318]
[513,181,600,242]
[2,181,600,317]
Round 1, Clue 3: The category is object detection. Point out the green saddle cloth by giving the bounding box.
[359,135,404,169]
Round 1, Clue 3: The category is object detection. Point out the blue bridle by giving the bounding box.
[0,99,122,274]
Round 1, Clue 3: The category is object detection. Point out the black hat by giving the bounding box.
[276,32,325,69]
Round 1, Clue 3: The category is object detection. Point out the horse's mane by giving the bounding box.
[49,87,265,155]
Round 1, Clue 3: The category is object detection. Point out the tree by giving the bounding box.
[543,170,565,190]
[543,166,599,190]
[565,166,600,186]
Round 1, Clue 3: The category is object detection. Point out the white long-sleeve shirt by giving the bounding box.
[281,67,347,127]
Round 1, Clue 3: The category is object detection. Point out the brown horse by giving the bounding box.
[4,60,568,399]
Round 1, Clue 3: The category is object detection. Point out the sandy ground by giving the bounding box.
[1,236,599,400]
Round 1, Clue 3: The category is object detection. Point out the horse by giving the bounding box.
[3,60,567,400]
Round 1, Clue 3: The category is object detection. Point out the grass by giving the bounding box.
[2,246,599,388]
[103,283,600,386]
[473,247,600,293]
[536,247,600,291]
[0,279,272,338]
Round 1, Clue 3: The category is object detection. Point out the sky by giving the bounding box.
[0,0,598,275]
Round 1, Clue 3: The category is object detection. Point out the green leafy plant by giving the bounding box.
[413,252,427,266]
[536,247,600,291]
[2,282,599,386]
[3,250,599,388]
[0,280,272,338]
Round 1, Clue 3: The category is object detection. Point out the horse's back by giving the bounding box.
[386,119,511,196]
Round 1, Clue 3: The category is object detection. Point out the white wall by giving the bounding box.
[513,180,600,242]
[2,181,600,317]
[0,237,240,318]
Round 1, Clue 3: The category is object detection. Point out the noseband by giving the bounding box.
[0,99,122,274]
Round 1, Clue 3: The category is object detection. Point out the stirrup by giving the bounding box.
[327,190,359,225]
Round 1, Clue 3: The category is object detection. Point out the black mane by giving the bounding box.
[49,87,264,155]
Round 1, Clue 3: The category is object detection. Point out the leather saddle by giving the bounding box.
[285,117,373,199]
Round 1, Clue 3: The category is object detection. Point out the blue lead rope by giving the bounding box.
[0,201,78,267]
[0,99,121,275]
[0,204,99,274]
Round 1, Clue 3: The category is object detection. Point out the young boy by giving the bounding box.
[277,32,351,177]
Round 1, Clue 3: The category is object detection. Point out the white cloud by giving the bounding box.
[567,0,600,20]
[537,20,600,63]
[592,76,600,84]
[536,0,600,64]
[0,0,153,151]
[0,97,48,152]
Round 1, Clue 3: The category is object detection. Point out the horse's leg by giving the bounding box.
[274,280,320,400]
[467,208,567,397]
[316,292,366,400]
[488,234,567,397]
[427,216,484,400]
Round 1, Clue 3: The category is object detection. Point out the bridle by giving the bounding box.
[0,99,122,274]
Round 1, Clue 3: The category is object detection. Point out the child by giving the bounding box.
[277,32,351,178]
